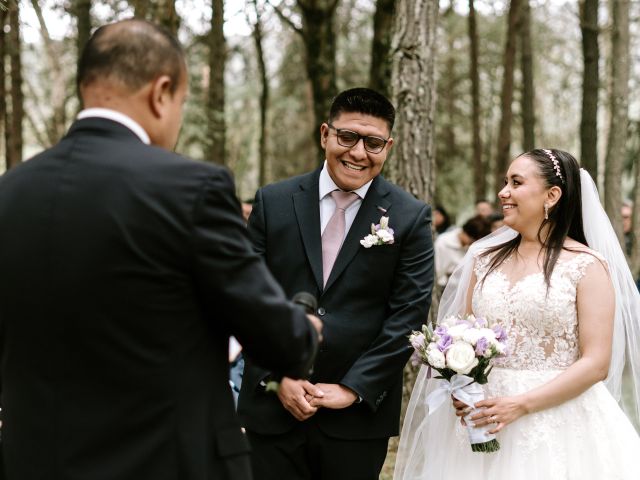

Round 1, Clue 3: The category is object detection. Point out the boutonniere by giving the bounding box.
[360,216,395,248]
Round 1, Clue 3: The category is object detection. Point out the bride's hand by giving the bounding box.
[471,395,528,433]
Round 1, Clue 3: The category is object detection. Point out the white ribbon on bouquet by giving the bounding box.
[426,373,496,445]
[425,374,483,415]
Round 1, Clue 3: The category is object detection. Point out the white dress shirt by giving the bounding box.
[319,161,373,240]
[77,108,151,145]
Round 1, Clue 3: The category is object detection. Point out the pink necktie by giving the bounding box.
[322,190,359,286]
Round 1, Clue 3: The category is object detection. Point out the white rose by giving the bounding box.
[360,234,378,248]
[494,341,507,355]
[426,345,446,369]
[380,216,389,229]
[376,229,394,243]
[446,341,479,374]
[479,328,497,342]
[462,328,483,346]
[441,316,457,327]
[446,323,470,341]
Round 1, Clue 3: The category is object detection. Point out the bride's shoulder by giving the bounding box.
[560,239,609,278]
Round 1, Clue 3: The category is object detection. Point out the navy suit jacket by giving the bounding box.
[0,118,318,480]
[238,168,434,440]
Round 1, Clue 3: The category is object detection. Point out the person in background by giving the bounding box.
[475,199,494,218]
[241,199,254,225]
[433,204,454,236]
[488,211,505,232]
[622,201,632,257]
[434,214,491,289]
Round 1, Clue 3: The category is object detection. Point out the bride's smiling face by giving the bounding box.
[498,156,551,232]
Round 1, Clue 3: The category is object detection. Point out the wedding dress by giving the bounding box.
[394,250,640,480]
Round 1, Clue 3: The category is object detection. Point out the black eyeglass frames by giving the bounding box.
[327,124,389,154]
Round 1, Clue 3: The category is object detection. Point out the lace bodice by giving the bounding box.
[472,251,600,371]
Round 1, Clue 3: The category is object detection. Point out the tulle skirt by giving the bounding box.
[394,367,640,480]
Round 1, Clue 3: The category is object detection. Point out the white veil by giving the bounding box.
[579,169,639,421]
[394,169,640,478]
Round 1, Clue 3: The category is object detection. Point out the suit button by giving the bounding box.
[317,307,326,316]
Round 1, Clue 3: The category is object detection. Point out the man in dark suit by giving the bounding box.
[238,88,434,479]
[0,19,321,480]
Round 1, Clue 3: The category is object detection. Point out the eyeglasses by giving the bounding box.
[327,124,389,154]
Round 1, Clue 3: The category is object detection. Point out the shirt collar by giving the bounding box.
[318,161,373,201]
[77,108,151,145]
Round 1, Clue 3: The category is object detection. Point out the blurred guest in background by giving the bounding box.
[435,214,491,289]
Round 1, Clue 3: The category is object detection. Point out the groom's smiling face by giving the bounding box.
[320,112,393,192]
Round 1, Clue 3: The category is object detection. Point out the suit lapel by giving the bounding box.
[324,176,392,292]
[293,170,324,291]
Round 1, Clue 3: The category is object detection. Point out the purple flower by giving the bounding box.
[493,324,507,341]
[475,317,488,328]
[475,337,488,356]
[436,334,452,352]
[435,325,448,336]
[374,224,381,231]
[410,333,425,350]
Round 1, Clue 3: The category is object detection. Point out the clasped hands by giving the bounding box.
[277,377,358,421]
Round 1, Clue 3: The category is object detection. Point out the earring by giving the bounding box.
[544,203,549,220]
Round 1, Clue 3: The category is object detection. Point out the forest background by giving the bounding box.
[1,0,639,476]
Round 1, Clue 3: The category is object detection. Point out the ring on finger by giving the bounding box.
[490,415,498,423]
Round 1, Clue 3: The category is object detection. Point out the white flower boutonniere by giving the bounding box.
[360,216,395,248]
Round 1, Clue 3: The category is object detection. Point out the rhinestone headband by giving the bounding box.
[542,149,564,184]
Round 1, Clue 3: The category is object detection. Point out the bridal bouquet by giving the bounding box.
[409,314,508,452]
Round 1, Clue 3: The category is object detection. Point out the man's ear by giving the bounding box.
[384,137,394,153]
[320,123,329,150]
[148,75,173,119]
[547,185,562,207]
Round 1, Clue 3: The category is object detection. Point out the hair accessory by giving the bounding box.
[542,149,565,184]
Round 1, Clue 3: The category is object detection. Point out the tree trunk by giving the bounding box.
[207,0,226,165]
[32,0,68,145]
[604,0,629,243]
[519,0,534,151]
[157,0,180,36]
[369,0,395,99]
[389,0,438,203]
[468,0,484,202]
[132,0,149,19]
[251,0,269,186]
[72,0,92,107]
[390,0,438,424]
[7,0,23,168]
[74,0,92,60]
[0,5,6,171]
[442,7,457,169]
[579,0,599,181]
[494,0,520,193]
[298,0,339,164]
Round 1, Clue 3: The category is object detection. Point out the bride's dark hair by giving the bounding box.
[480,149,587,286]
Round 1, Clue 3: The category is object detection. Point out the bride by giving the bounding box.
[394,149,640,479]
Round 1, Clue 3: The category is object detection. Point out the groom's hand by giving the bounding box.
[277,377,325,421]
[307,383,358,409]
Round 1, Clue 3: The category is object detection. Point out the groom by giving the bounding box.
[238,88,434,479]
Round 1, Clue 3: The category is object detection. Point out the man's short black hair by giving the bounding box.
[77,19,185,95]
[328,87,395,132]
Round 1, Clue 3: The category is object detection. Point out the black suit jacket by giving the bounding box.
[0,118,318,480]
[238,169,434,440]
